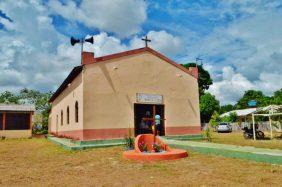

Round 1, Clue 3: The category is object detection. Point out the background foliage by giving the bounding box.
[200,93,220,123]
[220,112,238,123]
[0,89,52,134]
[182,63,213,96]
[209,111,221,129]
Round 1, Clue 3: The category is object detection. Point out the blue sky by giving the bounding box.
[0,0,282,105]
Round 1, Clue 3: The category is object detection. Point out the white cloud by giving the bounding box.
[184,6,282,104]
[255,73,282,95]
[130,30,184,57]
[47,0,147,38]
[0,17,15,31]
[84,30,184,58]
[209,66,282,105]
[208,67,254,105]
[0,1,80,92]
[84,32,128,57]
[0,0,181,94]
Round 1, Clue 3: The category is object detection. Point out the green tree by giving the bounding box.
[19,89,51,111]
[182,63,213,96]
[229,112,238,122]
[200,93,220,123]
[273,88,282,105]
[235,90,270,109]
[219,104,234,114]
[0,91,19,104]
[19,89,52,133]
[221,112,238,123]
[0,89,52,134]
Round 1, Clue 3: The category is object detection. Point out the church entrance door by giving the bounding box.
[134,104,165,136]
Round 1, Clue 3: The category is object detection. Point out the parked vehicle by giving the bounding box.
[217,122,232,133]
[242,124,265,139]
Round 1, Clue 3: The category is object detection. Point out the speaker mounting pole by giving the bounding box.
[70,36,94,64]
[80,38,83,64]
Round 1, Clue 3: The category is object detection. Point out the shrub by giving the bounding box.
[152,143,163,152]
[124,136,135,150]
[209,111,220,130]
[139,141,148,152]
[202,126,212,142]
[32,123,48,135]
[124,128,135,150]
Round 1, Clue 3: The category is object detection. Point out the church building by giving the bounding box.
[48,47,201,140]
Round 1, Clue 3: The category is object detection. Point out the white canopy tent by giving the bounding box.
[251,105,282,140]
[220,108,257,123]
[220,108,257,118]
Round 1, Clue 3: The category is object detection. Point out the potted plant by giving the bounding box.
[152,143,163,152]
[139,141,148,152]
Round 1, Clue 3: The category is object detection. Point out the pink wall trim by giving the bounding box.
[51,130,84,140]
[50,125,201,140]
[83,128,130,140]
[51,128,129,140]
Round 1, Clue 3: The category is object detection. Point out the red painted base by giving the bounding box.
[123,149,188,162]
[123,134,188,162]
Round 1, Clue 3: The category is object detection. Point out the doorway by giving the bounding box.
[134,104,165,136]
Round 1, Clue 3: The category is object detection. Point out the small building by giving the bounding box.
[0,104,35,138]
[48,47,201,140]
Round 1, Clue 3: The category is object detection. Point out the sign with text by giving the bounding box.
[136,93,163,104]
[248,100,257,107]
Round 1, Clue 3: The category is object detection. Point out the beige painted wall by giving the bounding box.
[49,73,83,132]
[83,51,200,130]
[0,130,31,138]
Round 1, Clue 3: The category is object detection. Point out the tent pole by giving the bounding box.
[279,115,282,132]
[269,115,273,139]
[252,114,256,140]
[269,107,274,139]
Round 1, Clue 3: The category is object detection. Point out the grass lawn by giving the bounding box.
[0,138,282,186]
[210,132,282,150]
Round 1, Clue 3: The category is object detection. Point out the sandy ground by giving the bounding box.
[0,138,281,186]
[211,132,282,150]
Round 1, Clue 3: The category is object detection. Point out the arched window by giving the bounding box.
[61,110,63,126]
[67,106,70,124]
[75,101,78,123]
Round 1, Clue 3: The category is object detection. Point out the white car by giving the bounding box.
[217,122,232,133]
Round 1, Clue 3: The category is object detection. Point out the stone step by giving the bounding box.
[47,136,125,150]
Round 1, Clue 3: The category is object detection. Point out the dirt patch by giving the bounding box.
[0,138,281,186]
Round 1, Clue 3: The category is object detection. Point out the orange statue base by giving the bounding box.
[123,134,188,162]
